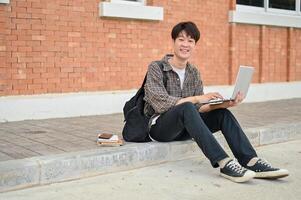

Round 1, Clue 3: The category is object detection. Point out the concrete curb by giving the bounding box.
[1,122,301,192]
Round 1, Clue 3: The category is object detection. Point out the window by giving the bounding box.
[237,0,264,7]
[269,0,295,10]
[237,0,301,12]
[230,0,301,28]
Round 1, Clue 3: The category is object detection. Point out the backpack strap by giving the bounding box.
[141,61,167,89]
[155,61,168,88]
[141,72,148,88]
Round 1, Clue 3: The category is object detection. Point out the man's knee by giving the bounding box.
[176,102,197,112]
[220,108,231,114]
[210,108,233,118]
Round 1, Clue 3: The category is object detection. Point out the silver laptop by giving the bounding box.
[207,66,254,105]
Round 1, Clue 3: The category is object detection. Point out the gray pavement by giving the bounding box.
[1,140,300,200]
[0,98,301,192]
[0,114,123,161]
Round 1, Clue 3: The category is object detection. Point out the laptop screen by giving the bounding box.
[231,66,254,100]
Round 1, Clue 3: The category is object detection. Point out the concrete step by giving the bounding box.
[1,122,300,192]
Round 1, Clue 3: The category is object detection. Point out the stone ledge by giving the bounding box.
[0,0,9,4]
[1,122,300,192]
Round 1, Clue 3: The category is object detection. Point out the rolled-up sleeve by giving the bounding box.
[194,69,204,96]
[144,62,180,114]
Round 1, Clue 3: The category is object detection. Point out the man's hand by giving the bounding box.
[220,91,244,108]
[176,92,223,106]
[224,92,245,108]
[195,92,223,104]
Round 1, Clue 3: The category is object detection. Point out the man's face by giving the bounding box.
[173,31,196,61]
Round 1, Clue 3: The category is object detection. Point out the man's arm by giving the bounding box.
[175,92,223,106]
[144,62,181,114]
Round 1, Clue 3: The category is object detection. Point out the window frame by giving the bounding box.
[237,0,301,15]
[229,0,301,28]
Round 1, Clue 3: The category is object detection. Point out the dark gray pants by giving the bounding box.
[149,102,257,167]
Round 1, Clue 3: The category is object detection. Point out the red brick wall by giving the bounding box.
[264,27,288,82]
[230,24,301,84]
[229,24,261,83]
[0,0,300,96]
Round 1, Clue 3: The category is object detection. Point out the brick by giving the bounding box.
[17,46,32,52]
[32,13,46,19]
[27,7,43,14]
[33,56,46,63]
[27,73,40,79]
[0,46,6,51]
[32,24,45,30]
[12,72,27,80]
[17,57,33,63]
[16,1,31,8]
[72,6,85,12]
[16,13,32,19]
[47,78,60,83]
[68,32,81,37]
[12,41,26,46]
[60,67,74,73]
[32,35,46,41]
[41,72,56,78]
[68,42,79,48]
[32,1,46,9]
[14,7,27,13]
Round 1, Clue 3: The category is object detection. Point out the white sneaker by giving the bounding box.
[220,159,255,183]
[245,158,289,179]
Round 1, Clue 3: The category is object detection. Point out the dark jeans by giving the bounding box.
[149,102,257,168]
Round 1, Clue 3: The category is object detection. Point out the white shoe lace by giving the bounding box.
[226,159,245,174]
[258,159,272,168]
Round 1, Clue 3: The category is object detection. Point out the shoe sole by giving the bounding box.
[221,171,255,183]
[254,169,289,179]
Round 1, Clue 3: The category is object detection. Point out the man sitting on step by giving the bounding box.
[143,21,289,183]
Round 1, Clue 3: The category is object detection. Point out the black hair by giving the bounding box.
[171,21,200,43]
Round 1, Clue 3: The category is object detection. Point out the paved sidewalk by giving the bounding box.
[0,114,124,161]
[0,98,301,192]
[1,98,301,161]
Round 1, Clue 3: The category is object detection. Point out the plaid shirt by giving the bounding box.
[144,54,204,117]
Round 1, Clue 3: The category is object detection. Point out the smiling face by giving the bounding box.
[172,31,196,63]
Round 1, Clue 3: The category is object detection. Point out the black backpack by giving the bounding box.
[122,61,167,142]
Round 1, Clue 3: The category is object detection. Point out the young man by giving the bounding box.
[143,21,289,183]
